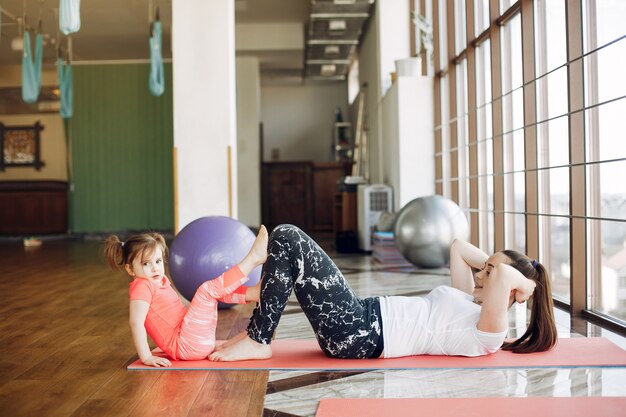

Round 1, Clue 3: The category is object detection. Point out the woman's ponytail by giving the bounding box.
[500,252,558,353]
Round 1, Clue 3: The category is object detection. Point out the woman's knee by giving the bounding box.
[270,224,302,241]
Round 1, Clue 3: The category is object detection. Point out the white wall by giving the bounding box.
[172,0,238,231]
[378,0,411,96]
[357,0,437,214]
[260,83,348,162]
[382,76,434,210]
[236,57,261,227]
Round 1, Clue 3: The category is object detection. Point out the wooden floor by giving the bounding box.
[0,240,268,417]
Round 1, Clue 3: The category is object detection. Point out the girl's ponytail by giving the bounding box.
[103,235,125,270]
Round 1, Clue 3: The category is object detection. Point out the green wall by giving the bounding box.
[69,64,173,233]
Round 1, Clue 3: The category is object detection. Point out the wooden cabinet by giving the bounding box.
[0,181,68,235]
[262,162,313,233]
[262,162,350,235]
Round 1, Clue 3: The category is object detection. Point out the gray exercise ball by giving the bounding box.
[394,195,469,268]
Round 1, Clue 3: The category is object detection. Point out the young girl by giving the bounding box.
[210,224,557,361]
[103,225,268,367]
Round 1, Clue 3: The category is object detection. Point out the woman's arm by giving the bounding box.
[476,263,536,333]
[129,300,171,367]
[449,238,489,295]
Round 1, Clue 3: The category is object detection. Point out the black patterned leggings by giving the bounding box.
[247,224,384,359]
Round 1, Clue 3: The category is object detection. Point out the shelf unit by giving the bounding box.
[332,122,353,162]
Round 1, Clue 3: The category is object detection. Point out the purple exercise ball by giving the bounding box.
[169,216,262,302]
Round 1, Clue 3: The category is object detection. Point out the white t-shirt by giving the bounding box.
[379,286,507,358]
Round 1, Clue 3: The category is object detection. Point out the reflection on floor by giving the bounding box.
[262,252,626,417]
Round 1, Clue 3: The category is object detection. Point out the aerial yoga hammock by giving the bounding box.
[59,0,81,35]
[22,30,43,104]
[57,55,73,118]
[149,13,165,97]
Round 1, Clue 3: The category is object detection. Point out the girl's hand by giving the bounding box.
[143,355,171,367]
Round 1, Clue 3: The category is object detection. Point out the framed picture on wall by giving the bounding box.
[0,121,45,171]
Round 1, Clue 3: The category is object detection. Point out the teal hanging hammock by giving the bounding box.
[57,58,73,118]
[149,20,165,97]
[60,0,81,35]
[22,31,43,104]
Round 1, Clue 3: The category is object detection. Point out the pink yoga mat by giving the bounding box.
[315,397,626,417]
[127,337,626,370]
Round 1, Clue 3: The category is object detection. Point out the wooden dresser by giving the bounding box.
[0,181,68,234]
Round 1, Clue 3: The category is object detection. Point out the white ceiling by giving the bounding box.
[0,0,310,66]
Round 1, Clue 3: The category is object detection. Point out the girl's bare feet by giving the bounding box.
[237,225,269,277]
[209,334,272,361]
[250,225,268,265]
[213,331,248,352]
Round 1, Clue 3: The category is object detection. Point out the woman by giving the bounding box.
[209,224,557,361]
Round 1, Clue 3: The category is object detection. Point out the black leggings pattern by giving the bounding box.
[247,224,383,359]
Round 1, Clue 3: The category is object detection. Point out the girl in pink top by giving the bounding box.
[103,226,268,367]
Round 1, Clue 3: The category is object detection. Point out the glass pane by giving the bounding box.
[503,172,525,250]
[511,88,524,131]
[583,0,626,53]
[590,219,626,322]
[438,0,448,70]
[513,171,525,214]
[512,129,524,173]
[514,213,526,254]
[538,167,570,216]
[501,14,523,94]
[457,58,469,208]
[537,115,569,169]
[500,0,515,15]
[440,75,450,197]
[534,0,567,77]
[536,66,568,123]
[584,99,626,164]
[486,139,493,205]
[546,215,571,302]
[584,42,626,107]
[476,39,492,109]
[597,160,626,221]
[455,0,467,55]
[474,0,490,36]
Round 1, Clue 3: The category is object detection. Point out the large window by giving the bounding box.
[583,0,626,322]
[534,0,570,302]
[434,0,626,332]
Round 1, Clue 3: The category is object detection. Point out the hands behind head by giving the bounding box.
[508,278,536,306]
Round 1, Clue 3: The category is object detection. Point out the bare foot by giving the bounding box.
[213,331,248,352]
[208,335,272,361]
[237,226,269,277]
[250,225,268,265]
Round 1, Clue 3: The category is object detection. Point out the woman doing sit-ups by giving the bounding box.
[209,224,557,361]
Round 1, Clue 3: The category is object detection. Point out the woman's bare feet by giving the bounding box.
[209,334,272,361]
